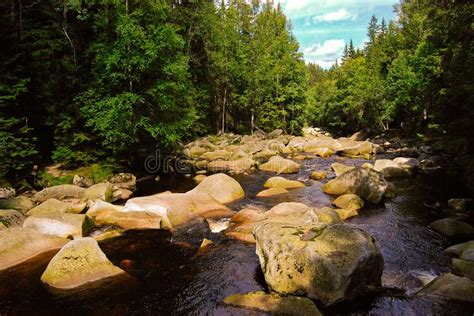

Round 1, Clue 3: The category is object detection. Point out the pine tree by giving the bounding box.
[349,39,356,58]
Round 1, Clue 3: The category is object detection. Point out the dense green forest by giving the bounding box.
[1,0,473,185]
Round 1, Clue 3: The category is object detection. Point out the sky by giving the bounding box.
[278,0,399,68]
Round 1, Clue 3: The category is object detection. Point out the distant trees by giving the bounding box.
[0,0,307,182]
[306,0,473,139]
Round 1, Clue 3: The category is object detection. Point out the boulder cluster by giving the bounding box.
[1,128,472,313]
[182,129,379,174]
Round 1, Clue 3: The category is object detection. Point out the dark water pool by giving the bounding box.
[2,156,474,315]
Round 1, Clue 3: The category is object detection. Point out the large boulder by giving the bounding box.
[0,227,67,274]
[124,192,233,231]
[254,223,383,306]
[0,209,24,229]
[84,183,114,202]
[263,176,305,189]
[323,168,388,204]
[418,273,474,302]
[94,210,162,231]
[429,218,474,239]
[259,156,300,174]
[41,237,132,295]
[207,157,255,174]
[32,185,86,203]
[0,196,35,214]
[188,173,244,204]
[23,213,93,239]
[224,291,321,316]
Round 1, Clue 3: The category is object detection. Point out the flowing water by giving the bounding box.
[1,155,474,315]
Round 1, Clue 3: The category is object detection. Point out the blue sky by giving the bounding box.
[278,0,399,68]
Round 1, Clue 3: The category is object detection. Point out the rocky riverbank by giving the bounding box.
[1,128,473,314]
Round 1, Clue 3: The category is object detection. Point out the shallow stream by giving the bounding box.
[2,155,474,315]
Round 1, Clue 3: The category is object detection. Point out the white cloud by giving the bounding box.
[303,39,346,68]
[279,0,396,19]
[313,8,356,23]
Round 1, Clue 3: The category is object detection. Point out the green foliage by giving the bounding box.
[80,1,196,153]
[38,171,74,187]
[306,0,472,139]
[0,0,472,186]
[0,117,38,181]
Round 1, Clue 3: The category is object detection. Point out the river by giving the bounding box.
[1,154,473,315]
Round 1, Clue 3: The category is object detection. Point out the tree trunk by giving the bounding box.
[221,85,227,134]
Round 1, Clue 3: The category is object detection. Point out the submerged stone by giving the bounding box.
[224,291,321,316]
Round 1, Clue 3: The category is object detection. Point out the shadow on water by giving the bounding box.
[2,155,474,315]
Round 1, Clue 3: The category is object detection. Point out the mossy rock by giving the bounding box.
[41,237,131,295]
[323,167,388,204]
[254,223,383,306]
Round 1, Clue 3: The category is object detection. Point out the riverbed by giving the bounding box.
[1,155,473,315]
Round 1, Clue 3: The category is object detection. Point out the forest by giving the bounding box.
[1,0,473,186]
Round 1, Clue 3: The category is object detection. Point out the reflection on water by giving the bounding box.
[1,155,474,315]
